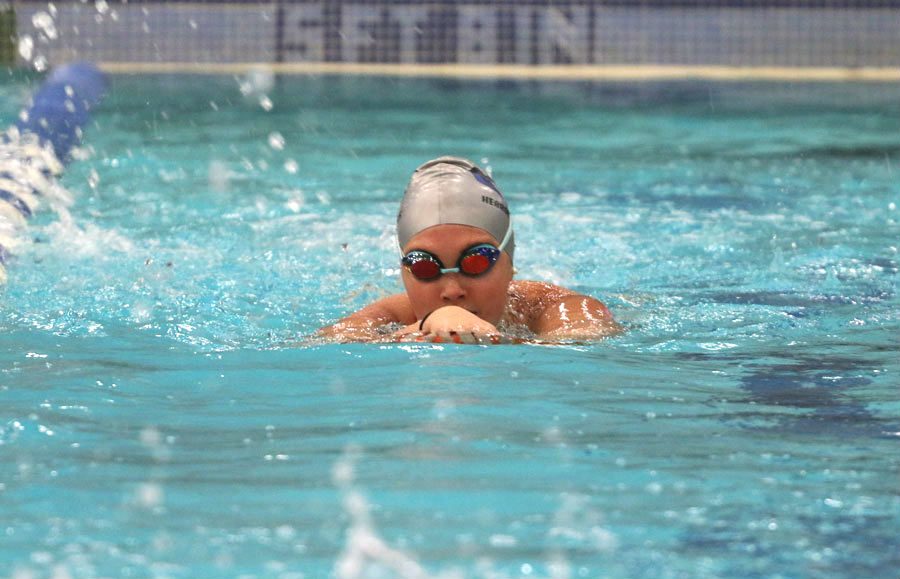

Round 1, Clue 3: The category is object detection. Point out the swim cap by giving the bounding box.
[397,156,514,260]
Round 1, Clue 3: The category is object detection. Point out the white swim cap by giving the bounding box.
[397,156,514,260]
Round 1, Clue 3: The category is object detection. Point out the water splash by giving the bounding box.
[38,205,135,259]
[333,447,463,579]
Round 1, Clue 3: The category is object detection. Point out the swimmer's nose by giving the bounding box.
[439,275,467,303]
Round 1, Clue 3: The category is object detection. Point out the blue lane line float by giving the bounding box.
[0,62,106,282]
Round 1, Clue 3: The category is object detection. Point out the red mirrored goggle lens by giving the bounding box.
[407,258,441,280]
[459,253,491,275]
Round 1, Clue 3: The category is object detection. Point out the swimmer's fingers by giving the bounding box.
[391,323,425,342]
[392,331,425,343]
[419,330,506,345]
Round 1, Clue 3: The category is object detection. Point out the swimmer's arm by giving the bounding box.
[519,282,621,340]
[317,294,414,342]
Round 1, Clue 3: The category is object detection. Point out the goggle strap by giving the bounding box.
[497,220,513,253]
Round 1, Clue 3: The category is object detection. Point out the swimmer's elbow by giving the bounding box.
[316,295,410,343]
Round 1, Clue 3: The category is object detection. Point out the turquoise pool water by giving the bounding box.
[1,75,898,579]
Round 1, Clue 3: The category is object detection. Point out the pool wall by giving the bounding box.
[7,0,900,76]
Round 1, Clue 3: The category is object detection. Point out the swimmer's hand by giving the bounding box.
[421,305,499,335]
[393,306,502,344]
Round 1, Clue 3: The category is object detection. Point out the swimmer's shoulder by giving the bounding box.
[509,279,576,299]
[508,279,575,310]
[507,279,619,337]
[506,280,571,327]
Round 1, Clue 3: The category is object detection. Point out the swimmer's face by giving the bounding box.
[401,224,513,325]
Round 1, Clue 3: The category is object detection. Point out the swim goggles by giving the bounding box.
[400,219,513,281]
[402,243,502,281]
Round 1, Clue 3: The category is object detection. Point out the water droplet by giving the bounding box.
[283,159,298,174]
[284,190,305,213]
[489,534,517,548]
[31,552,53,565]
[136,482,164,508]
[140,427,162,447]
[95,0,109,15]
[18,36,34,60]
[32,12,58,40]
[87,169,100,190]
[267,132,285,151]
[33,55,48,73]
[259,96,274,111]
[247,66,275,93]
[208,160,230,192]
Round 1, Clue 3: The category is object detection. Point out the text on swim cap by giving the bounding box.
[482,195,509,216]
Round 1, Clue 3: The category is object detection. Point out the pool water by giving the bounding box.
[1,74,898,579]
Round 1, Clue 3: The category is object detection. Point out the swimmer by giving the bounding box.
[0,62,106,283]
[319,156,620,343]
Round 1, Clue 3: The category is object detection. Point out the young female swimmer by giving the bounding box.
[319,156,620,344]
